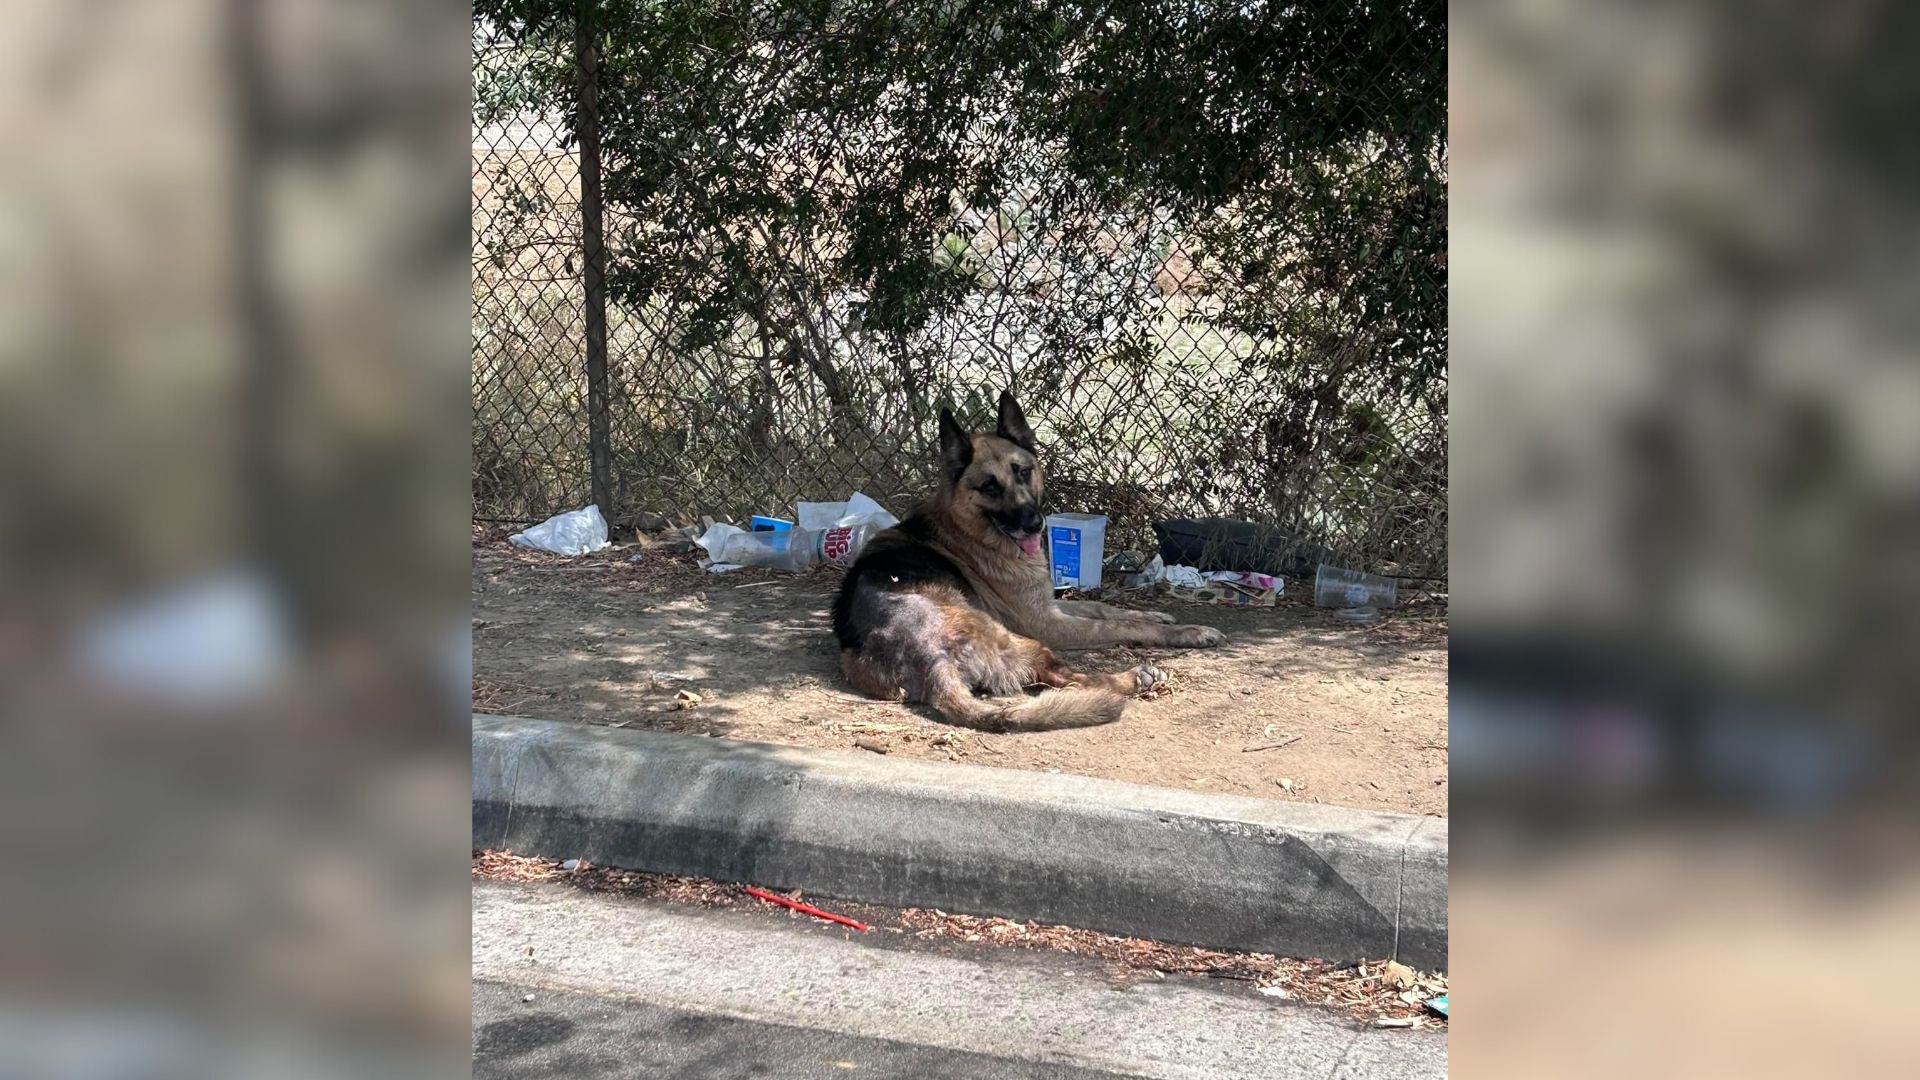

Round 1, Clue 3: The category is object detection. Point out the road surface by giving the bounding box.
[472,880,1445,1079]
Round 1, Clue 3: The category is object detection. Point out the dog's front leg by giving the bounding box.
[1054,599,1176,624]
[1021,608,1223,650]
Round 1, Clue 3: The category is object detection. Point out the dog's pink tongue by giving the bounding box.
[1018,534,1043,557]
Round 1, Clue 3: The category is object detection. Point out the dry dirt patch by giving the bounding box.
[472,538,1446,815]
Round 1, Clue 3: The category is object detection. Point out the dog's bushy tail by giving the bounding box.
[931,686,1127,732]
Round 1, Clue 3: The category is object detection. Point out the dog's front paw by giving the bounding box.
[1130,609,1177,624]
[1168,624,1225,648]
[1130,664,1167,695]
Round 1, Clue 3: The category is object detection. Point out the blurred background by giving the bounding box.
[4,0,1918,1075]
[1452,0,1918,1075]
[0,0,470,1077]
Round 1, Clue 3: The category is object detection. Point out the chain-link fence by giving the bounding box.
[474,2,1446,584]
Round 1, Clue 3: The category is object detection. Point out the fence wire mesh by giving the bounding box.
[473,2,1446,585]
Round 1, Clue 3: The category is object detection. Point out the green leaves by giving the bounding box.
[476,0,1445,564]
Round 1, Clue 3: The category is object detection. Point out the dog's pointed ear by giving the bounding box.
[996,390,1037,452]
[938,407,973,482]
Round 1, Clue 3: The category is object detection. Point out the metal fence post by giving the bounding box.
[575,1,613,520]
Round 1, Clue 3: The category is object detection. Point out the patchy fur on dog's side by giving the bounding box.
[832,391,1225,731]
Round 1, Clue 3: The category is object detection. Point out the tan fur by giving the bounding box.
[833,391,1223,731]
[920,441,1226,652]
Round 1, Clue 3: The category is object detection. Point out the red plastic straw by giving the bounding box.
[743,886,871,931]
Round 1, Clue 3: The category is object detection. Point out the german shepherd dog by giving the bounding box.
[832,391,1225,731]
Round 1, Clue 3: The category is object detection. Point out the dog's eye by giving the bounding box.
[976,479,1004,497]
[1012,465,1032,484]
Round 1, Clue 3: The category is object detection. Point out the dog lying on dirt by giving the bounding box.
[831,391,1225,731]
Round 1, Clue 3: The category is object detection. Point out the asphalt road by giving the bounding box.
[476,979,1156,1079]
[472,880,1445,1079]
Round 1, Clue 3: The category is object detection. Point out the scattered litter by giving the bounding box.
[1119,554,1169,590]
[560,859,582,872]
[1171,580,1279,607]
[732,579,779,589]
[672,689,703,710]
[699,521,881,572]
[1152,518,1333,578]
[696,492,896,572]
[1379,960,1418,989]
[1242,734,1302,752]
[743,886,871,931]
[1333,607,1380,623]
[521,994,535,1003]
[626,553,645,563]
[1258,985,1291,999]
[1277,778,1295,792]
[1313,563,1397,609]
[854,738,890,754]
[1113,556,1284,606]
[1161,563,1207,589]
[1153,565,1281,606]
[510,505,612,555]
[1205,570,1284,591]
[1373,1017,1417,1029]
[795,492,897,531]
[1427,994,1448,1018]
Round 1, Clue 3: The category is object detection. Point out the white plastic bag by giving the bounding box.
[795,491,897,531]
[695,522,749,570]
[1161,563,1206,589]
[77,571,291,703]
[510,505,611,555]
[1129,554,1167,587]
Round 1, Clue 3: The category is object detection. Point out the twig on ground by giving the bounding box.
[1242,735,1303,752]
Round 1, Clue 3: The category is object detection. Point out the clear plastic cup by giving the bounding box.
[1314,563,1397,609]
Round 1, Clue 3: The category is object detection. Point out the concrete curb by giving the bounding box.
[473,714,1447,970]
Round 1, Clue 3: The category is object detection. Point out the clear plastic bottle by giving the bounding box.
[716,524,876,570]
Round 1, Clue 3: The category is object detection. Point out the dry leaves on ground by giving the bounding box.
[473,850,1446,1025]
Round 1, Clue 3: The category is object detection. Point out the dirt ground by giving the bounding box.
[472,535,1447,816]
